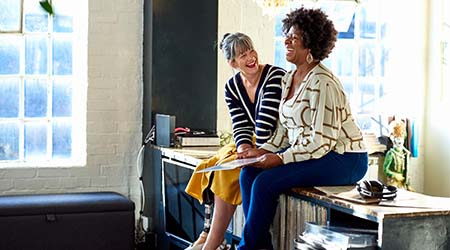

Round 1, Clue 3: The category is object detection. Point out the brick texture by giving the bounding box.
[0,0,144,207]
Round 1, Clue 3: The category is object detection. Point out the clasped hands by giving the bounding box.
[392,173,406,182]
[237,147,283,169]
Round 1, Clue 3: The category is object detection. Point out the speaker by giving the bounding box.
[156,114,176,147]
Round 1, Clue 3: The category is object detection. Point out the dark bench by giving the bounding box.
[0,192,135,250]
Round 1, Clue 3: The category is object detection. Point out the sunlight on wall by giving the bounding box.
[381,0,425,119]
[376,0,426,192]
[425,0,450,196]
[217,0,276,134]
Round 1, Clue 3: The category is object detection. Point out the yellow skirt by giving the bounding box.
[184,142,242,205]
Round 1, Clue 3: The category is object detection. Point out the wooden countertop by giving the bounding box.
[156,146,450,223]
[291,187,450,222]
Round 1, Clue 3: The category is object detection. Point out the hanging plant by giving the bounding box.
[39,0,54,16]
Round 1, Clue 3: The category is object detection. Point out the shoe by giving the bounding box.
[217,239,231,250]
[184,232,208,250]
[185,233,231,250]
[184,243,204,250]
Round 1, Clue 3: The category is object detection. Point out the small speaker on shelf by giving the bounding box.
[155,114,176,147]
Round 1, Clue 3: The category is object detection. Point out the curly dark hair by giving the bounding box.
[282,7,337,61]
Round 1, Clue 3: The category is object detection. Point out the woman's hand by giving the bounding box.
[237,148,268,159]
[237,143,253,153]
[252,153,283,169]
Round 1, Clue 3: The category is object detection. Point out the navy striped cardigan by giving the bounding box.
[225,64,286,148]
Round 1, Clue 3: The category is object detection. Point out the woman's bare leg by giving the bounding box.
[202,195,237,250]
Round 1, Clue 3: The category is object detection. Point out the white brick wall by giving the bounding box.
[217,0,276,133]
[0,0,144,209]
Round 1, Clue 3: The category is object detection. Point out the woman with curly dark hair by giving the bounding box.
[235,8,368,250]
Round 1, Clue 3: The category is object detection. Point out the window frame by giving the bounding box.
[0,0,87,167]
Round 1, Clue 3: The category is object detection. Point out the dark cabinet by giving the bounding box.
[142,0,218,249]
[144,0,218,133]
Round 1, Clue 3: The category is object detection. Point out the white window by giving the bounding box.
[0,0,87,167]
[274,0,424,136]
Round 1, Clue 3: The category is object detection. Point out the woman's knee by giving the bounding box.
[251,173,281,197]
[240,167,259,186]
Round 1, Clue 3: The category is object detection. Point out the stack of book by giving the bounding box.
[176,131,220,147]
[272,194,328,250]
[363,132,387,155]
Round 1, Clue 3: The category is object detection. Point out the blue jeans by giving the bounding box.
[237,151,368,250]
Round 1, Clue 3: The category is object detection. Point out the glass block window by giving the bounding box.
[0,0,86,166]
[0,0,22,32]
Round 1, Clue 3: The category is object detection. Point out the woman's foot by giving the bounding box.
[184,231,208,250]
[185,231,231,250]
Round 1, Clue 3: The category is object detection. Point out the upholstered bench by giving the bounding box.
[0,192,135,250]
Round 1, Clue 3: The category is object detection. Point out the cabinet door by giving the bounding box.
[150,0,218,131]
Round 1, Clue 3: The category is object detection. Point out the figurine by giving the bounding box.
[383,118,413,190]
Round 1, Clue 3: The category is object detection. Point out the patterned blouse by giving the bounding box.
[260,63,366,164]
[225,64,286,148]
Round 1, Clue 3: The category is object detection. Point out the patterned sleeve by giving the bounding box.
[254,66,285,146]
[279,76,343,164]
[259,118,291,152]
[262,66,364,163]
[225,77,254,147]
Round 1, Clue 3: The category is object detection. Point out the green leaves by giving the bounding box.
[39,0,53,16]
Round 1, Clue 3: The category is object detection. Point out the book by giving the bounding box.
[314,186,381,204]
[378,189,450,209]
[363,132,387,154]
[175,130,220,146]
[178,135,220,147]
[195,155,265,173]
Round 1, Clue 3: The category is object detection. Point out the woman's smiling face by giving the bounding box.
[231,48,259,75]
[284,26,309,65]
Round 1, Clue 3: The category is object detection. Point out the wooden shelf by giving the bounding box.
[156,147,450,250]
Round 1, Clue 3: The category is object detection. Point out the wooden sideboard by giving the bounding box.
[273,188,450,250]
[156,146,450,250]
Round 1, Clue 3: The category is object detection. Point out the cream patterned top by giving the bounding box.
[260,63,366,164]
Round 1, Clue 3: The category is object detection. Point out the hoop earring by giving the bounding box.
[306,53,314,64]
